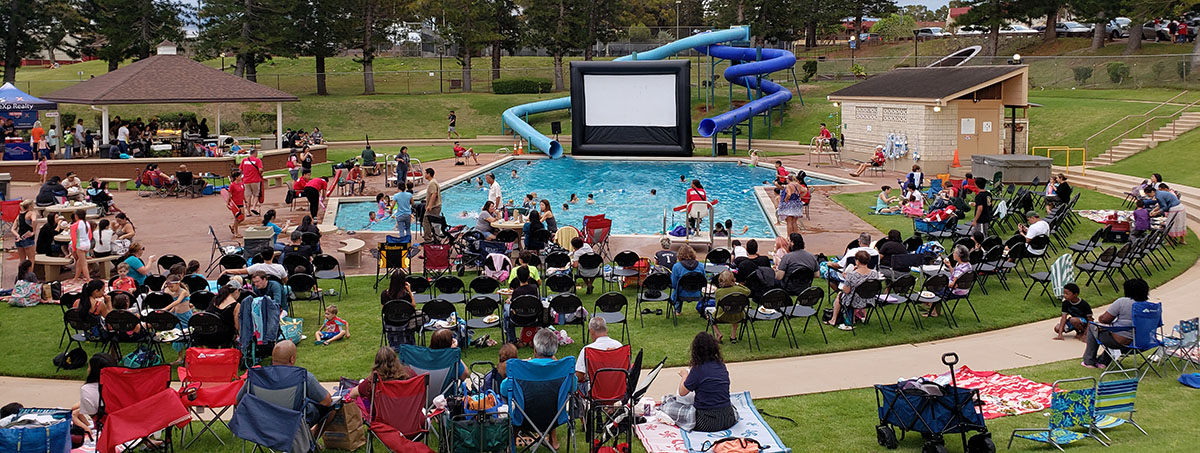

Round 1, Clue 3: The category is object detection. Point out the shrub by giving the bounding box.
[1106,61,1130,84]
[493,78,553,94]
[219,121,241,134]
[1151,61,1167,80]
[801,60,817,82]
[1072,66,1094,85]
[241,112,277,132]
[851,64,867,77]
[1178,60,1192,80]
[59,112,77,128]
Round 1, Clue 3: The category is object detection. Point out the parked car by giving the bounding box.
[956,25,986,36]
[1100,21,1126,39]
[1055,21,1093,37]
[915,27,947,38]
[858,33,882,43]
[1000,24,1039,34]
[1141,21,1169,41]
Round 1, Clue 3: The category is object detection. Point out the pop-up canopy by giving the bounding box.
[0,82,59,111]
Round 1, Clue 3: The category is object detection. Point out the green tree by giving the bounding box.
[0,0,77,83]
[954,1,1027,55]
[343,0,409,95]
[520,0,585,91]
[870,13,916,41]
[579,0,628,60]
[847,0,897,37]
[80,0,188,72]
[294,0,349,95]
[199,0,296,83]
[486,0,522,79]
[426,0,494,92]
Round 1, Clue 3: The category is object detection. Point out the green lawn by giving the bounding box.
[5,188,1196,383]
[1096,126,1200,187]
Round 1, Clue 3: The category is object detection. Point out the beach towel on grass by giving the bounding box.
[635,391,790,453]
[920,365,1052,419]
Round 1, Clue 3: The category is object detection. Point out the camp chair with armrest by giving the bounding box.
[229,365,320,453]
[1161,317,1199,374]
[421,243,454,281]
[593,292,630,343]
[1095,300,1165,379]
[1086,369,1148,442]
[502,356,577,453]
[395,344,466,445]
[582,345,632,452]
[1009,377,1106,451]
[365,374,433,453]
[374,243,413,289]
[97,365,191,453]
[585,218,613,261]
[177,348,244,448]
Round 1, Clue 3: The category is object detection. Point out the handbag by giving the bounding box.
[704,437,763,453]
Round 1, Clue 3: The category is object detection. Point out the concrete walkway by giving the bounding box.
[6,255,1196,409]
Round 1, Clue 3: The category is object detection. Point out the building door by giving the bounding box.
[955,101,1002,164]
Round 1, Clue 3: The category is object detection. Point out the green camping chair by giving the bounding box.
[1086,369,1147,442]
[1009,377,1107,451]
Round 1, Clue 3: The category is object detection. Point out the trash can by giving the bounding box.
[970,154,1052,185]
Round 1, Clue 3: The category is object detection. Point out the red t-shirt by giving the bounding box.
[776,166,789,182]
[240,157,263,183]
[305,177,327,191]
[293,177,309,192]
[686,187,707,203]
[819,128,832,139]
[229,181,245,206]
[453,145,467,156]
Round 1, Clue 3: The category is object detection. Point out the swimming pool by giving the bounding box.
[334,157,843,237]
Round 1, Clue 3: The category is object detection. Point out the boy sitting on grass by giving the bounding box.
[1053,283,1092,342]
[315,305,348,345]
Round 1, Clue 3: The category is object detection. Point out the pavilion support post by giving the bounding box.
[101,106,109,144]
[53,113,61,155]
[275,102,283,150]
[215,105,221,138]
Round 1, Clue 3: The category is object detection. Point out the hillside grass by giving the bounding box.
[1096,126,1200,186]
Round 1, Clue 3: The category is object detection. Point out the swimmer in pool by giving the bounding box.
[680,175,686,183]
[526,161,533,166]
[650,189,657,196]
[511,169,519,179]
[476,177,484,187]
[365,212,378,229]
[562,203,569,211]
[586,194,595,204]
[569,193,579,203]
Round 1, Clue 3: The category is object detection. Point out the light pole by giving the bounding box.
[912,30,920,66]
[849,35,856,69]
[219,52,225,71]
[676,0,682,41]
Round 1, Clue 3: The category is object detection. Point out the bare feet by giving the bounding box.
[1052,335,1064,341]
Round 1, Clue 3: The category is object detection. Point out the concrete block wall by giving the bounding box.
[839,101,958,170]
[0,146,327,182]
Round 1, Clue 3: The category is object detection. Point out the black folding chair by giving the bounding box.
[593,292,629,343]
[549,294,587,343]
[419,299,457,346]
[312,254,347,299]
[468,276,501,303]
[464,296,503,343]
[157,254,185,274]
[674,272,708,326]
[943,271,980,328]
[432,275,466,303]
[778,287,826,345]
[879,274,920,330]
[708,292,751,348]
[636,273,672,327]
[181,274,209,295]
[407,274,432,303]
[287,273,326,319]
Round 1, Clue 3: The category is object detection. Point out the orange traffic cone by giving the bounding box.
[516,141,524,155]
[950,148,961,168]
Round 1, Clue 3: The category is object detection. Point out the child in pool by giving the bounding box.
[562,203,569,211]
[365,212,378,228]
[650,189,657,195]
[569,193,579,203]
[511,169,519,179]
[586,194,595,204]
[680,175,686,183]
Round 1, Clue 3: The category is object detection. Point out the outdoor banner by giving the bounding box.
[3,142,34,161]
[0,110,38,128]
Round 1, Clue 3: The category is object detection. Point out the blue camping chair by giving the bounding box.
[1009,377,1106,451]
[229,365,315,453]
[1086,369,1148,442]
[1096,301,1164,379]
[502,357,577,453]
[923,178,943,200]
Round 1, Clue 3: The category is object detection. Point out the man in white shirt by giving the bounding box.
[834,233,880,269]
[116,122,130,155]
[575,317,623,383]
[1020,211,1050,256]
[225,250,287,280]
[486,173,502,207]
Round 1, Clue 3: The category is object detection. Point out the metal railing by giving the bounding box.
[1104,96,1200,165]
[1031,146,1087,175]
[1084,90,1187,156]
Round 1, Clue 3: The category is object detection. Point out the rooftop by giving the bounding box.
[42,54,299,105]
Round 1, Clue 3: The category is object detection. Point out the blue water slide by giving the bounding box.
[694,46,796,137]
[501,27,752,158]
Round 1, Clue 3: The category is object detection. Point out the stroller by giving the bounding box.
[874,353,994,453]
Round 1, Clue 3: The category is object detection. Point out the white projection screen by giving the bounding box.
[582,74,677,127]
[570,60,692,157]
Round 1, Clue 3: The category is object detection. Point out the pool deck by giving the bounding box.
[1,153,891,280]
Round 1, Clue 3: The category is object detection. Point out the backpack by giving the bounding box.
[121,344,163,369]
[704,437,763,453]
[53,347,88,370]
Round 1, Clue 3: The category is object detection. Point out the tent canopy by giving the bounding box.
[0,82,58,110]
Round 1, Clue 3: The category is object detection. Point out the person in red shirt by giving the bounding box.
[227,170,246,238]
[345,163,366,195]
[850,145,887,177]
[239,149,265,215]
[675,179,718,231]
[303,175,329,218]
[819,122,839,153]
[293,170,311,192]
[452,141,479,165]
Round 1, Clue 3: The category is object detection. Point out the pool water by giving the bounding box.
[335,158,840,236]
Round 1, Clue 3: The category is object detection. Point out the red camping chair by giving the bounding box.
[583,345,632,451]
[585,218,613,260]
[97,365,190,453]
[178,348,244,448]
[582,214,606,232]
[421,243,453,280]
[365,373,435,453]
[0,199,21,237]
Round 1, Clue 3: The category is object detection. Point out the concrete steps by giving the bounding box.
[1093,111,1200,163]
[1064,167,1200,226]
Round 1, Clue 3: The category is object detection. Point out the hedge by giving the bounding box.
[492,78,553,94]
